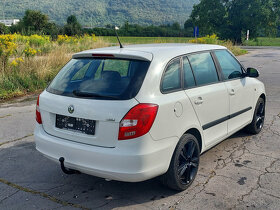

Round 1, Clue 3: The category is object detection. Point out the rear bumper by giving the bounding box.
[34,124,178,182]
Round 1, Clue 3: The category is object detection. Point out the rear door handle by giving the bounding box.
[229,89,235,96]
[194,97,203,105]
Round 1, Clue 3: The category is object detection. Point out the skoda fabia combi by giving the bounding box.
[35,44,265,190]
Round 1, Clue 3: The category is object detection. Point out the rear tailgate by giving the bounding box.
[39,90,138,148]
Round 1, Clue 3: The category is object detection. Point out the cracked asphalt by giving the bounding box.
[0,48,280,210]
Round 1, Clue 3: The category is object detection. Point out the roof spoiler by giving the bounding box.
[72,52,153,61]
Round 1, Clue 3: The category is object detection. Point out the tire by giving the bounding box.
[246,97,265,134]
[161,133,200,191]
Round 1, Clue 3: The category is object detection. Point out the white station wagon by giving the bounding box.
[35,44,265,190]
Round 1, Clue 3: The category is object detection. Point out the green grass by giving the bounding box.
[101,36,280,47]
[99,36,247,55]
[244,37,280,46]
[99,36,193,45]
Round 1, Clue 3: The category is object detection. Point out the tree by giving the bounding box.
[190,0,226,36]
[0,23,9,34]
[274,0,280,36]
[105,24,114,29]
[67,15,78,25]
[226,0,277,42]
[64,15,82,36]
[188,0,280,43]
[172,22,181,30]
[44,22,60,39]
[184,19,194,29]
[22,10,49,32]
[124,21,129,32]
[260,0,278,37]
[9,21,24,34]
[11,10,59,36]
[184,19,195,37]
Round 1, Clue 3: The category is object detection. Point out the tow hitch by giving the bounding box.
[59,157,80,175]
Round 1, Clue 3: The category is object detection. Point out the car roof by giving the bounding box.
[73,43,227,61]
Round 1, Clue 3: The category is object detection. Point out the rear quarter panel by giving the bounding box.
[135,57,205,151]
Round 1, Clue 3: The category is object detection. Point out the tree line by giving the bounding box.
[87,21,193,37]
[1,0,280,44]
[0,10,193,38]
[0,10,82,38]
[185,0,280,43]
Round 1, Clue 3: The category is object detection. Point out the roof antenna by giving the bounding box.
[114,26,123,48]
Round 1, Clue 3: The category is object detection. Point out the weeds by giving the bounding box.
[189,34,247,56]
[0,34,108,100]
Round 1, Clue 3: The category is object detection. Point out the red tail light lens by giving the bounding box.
[36,95,42,124]
[118,104,158,140]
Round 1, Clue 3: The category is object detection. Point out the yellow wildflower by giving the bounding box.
[24,46,37,57]
[10,57,24,67]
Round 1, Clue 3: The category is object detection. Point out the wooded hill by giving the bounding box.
[3,0,198,26]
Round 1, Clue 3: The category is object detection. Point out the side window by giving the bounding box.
[183,57,196,88]
[215,50,243,80]
[188,52,219,86]
[162,58,181,92]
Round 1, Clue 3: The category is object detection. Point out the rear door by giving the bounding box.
[183,52,229,147]
[40,93,138,148]
[214,50,254,133]
[40,57,150,148]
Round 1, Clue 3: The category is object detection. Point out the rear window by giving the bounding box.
[47,58,150,100]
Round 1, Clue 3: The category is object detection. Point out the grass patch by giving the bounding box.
[100,36,193,45]
[223,41,248,56]
[189,34,247,56]
[101,35,247,56]
[244,37,280,46]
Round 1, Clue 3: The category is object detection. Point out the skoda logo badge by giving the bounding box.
[68,105,74,114]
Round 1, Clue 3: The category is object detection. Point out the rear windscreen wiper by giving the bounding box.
[72,90,119,100]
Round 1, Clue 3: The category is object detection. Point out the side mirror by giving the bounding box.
[246,68,259,78]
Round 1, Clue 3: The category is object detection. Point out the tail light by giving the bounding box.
[118,103,158,140]
[36,95,42,124]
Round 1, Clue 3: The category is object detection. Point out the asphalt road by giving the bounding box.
[0,49,280,210]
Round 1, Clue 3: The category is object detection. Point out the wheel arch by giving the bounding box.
[184,128,203,153]
[260,93,266,103]
[253,93,266,114]
[254,81,266,106]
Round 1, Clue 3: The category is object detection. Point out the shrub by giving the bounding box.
[28,34,50,47]
[189,34,247,56]
[24,45,38,57]
[0,33,107,101]
[189,34,219,44]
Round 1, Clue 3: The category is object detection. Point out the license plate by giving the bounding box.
[56,114,95,135]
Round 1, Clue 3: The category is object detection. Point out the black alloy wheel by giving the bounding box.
[246,97,265,134]
[255,100,265,130]
[177,139,199,185]
[161,133,200,191]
